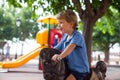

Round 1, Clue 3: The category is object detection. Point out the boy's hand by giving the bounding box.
[51,54,62,62]
[51,54,59,62]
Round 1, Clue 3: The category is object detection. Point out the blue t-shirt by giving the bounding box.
[55,30,89,73]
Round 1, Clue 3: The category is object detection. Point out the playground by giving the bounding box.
[0,16,120,80]
[0,16,62,68]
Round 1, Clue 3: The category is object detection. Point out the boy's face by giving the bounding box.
[57,19,73,34]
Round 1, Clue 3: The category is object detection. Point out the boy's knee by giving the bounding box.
[66,74,76,80]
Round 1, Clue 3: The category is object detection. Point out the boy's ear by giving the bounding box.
[70,22,74,27]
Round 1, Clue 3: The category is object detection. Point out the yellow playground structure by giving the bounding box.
[0,16,62,69]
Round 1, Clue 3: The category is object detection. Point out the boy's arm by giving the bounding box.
[51,43,76,61]
[60,43,76,59]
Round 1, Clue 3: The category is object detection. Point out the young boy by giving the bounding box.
[52,9,90,80]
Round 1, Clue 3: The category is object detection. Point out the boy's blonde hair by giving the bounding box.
[56,9,78,29]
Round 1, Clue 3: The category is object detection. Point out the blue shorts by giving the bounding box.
[71,70,89,80]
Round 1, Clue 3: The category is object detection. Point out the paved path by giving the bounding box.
[106,65,120,80]
[0,60,120,80]
[0,60,44,80]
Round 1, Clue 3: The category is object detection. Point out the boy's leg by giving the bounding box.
[66,74,76,80]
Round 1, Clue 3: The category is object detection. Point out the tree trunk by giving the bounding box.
[104,48,110,63]
[82,18,95,66]
[0,42,6,55]
[72,0,112,66]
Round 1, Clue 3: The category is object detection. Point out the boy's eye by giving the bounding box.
[58,23,62,27]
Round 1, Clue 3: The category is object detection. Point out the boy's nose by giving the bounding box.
[56,24,61,30]
[57,24,61,27]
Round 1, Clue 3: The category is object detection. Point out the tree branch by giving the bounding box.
[72,0,83,18]
[84,0,93,15]
[97,0,112,18]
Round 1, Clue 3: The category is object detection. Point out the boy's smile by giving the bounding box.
[57,19,74,36]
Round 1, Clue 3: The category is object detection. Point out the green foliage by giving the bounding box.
[2,26,14,40]
[77,22,83,31]
[0,7,14,40]
[95,17,114,35]
[47,0,74,14]
[91,0,101,9]
[111,0,120,12]
[16,7,39,40]
[0,6,39,41]
[0,9,4,25]
[92,8,120,51]
[7,0,22,8]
